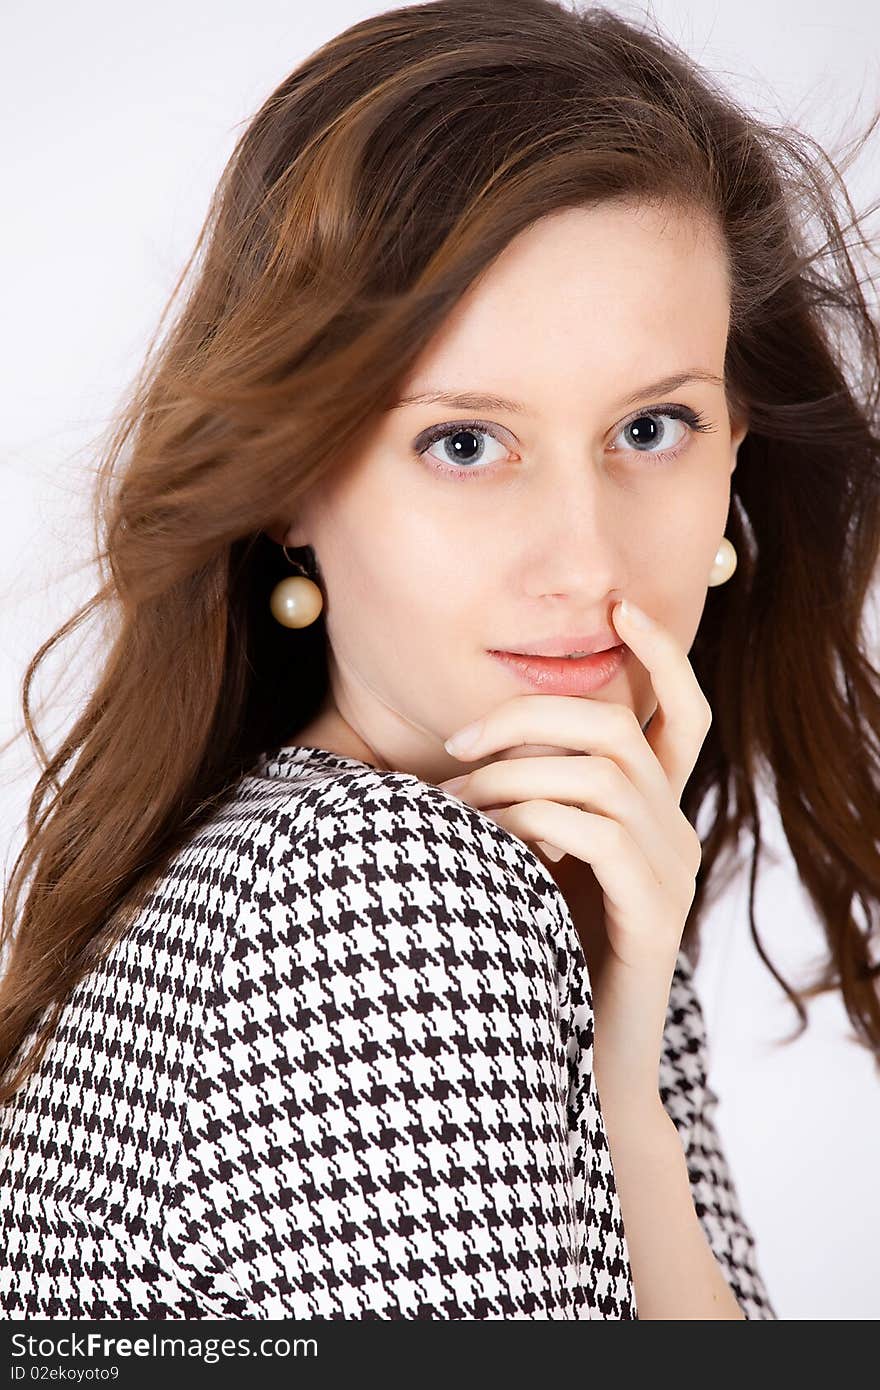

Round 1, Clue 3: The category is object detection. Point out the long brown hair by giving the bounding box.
[3,0,880,1104]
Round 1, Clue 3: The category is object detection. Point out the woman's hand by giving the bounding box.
[437,598,712,1107]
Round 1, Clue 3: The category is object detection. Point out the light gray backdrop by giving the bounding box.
[2,0,878,1320]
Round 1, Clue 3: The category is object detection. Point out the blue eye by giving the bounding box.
[416,421,512,475]
[412,405,716,480]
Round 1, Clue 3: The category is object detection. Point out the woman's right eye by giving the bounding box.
[416,422,514,478]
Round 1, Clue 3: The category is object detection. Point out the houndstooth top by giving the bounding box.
[0,744,777,1320]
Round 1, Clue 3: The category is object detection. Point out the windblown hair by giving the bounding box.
[2,0,880,1104]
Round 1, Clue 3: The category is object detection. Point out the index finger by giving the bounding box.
[611,598,712,801]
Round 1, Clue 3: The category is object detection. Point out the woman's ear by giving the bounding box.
[729,413,749,472]
[264,519,309,548]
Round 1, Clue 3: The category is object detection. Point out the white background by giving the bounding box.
[2,0,878,1319]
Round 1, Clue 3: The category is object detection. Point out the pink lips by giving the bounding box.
[488,644,627,695]
[499,630,619,657]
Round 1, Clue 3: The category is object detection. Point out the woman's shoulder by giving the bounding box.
[197,746,585,1030]
[140,744,562,936]
[234,744,561,903]
[168,745,579,975]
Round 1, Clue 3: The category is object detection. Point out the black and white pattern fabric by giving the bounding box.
[0,745,777,1319]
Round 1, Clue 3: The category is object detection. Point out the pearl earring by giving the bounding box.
[269,545,324,628]
[707,536,737,587]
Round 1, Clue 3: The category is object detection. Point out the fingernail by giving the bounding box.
[619,598,653,630]
[444,719,484,755]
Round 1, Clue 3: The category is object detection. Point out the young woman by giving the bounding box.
[2,0,878,1320]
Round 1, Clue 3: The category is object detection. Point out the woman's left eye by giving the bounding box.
[610,405,716,461]
[611,408,695,459]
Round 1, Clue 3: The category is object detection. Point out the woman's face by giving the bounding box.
[275,200,748,783]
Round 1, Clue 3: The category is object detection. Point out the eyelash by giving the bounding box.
[413,403,716,479]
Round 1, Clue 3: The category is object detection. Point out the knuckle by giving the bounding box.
[584,753,619,790]
[684,826,703,875]
[524,798,556,838]
[678,871,698,908]
[611,703,640,742]
[678,811,700,867]
[603,817,629,854]
[663,862,696,905]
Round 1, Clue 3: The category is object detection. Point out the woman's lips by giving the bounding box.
[487,644,627,695]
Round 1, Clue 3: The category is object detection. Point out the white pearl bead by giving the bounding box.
[708,537,737,586]
[269,576,323,628]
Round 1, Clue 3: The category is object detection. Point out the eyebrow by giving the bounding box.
[392,369,725,414]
